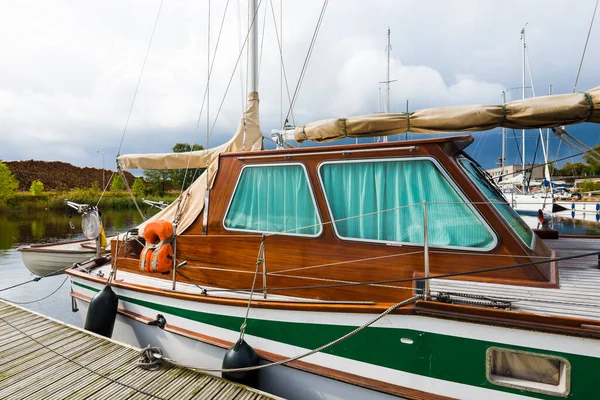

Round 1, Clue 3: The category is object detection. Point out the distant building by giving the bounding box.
[486,164,545,184]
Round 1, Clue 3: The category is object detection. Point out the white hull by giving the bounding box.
[556,200,600,213]
[72,276,600,399]
[506,193,553,213]
[19,241,98,276]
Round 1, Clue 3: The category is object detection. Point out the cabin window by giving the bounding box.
[459,158,534,247]
[318,158,496,249]
[486,347,570,396]
[224,163,322,236]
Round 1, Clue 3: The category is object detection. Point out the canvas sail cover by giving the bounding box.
[119,92,262,235]
[289,86,600,143]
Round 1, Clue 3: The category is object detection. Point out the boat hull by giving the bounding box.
[71,277,600,400]
[19,245,96,276]
[506,193,554,215]
[556,200,600,213]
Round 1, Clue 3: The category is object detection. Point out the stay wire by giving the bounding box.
[175,0,231,222]
[573,0,598,94]
[116,0,164,156]
[208,0,264,144]
[282,0,329,131]
[269,0,296,127]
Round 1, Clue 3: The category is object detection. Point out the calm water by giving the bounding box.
[0,208,156,327]
[1,208,599,327]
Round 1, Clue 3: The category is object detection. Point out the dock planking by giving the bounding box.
[0,300,277,400]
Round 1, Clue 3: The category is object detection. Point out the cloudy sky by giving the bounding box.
[0,0,598,170]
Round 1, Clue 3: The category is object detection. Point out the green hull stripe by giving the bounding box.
[74,281,597,398]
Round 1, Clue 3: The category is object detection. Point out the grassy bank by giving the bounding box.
[0,189,179,213]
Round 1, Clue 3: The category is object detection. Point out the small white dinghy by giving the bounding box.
[18,200,110,276]
[18,239,99,276]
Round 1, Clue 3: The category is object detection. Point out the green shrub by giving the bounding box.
[132,178,146,197]
[30,179,45,195]
[110,175,125,192]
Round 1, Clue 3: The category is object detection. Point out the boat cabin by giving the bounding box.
[113,135,555,304]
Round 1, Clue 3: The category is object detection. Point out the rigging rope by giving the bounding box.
[239,235,265,341]
[1,277,69,305]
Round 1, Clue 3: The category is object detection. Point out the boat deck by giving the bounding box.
[0,300,277,400]
[431,236,600,321]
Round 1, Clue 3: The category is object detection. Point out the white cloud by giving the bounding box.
[0,0,598,167]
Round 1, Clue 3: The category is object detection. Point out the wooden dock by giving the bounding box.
[0,299,277,400]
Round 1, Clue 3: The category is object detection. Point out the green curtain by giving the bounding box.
[320,160,495,248]
[459,159,533,247]
[224,165,320,235]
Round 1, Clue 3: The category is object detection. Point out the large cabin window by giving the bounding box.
[318,158,496,249]
[224,163,322,236]
[459,158,534,247]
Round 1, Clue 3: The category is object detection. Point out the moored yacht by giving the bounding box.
[67,82,600,399]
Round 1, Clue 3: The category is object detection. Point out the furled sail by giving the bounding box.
[288,86,600,143]
[122,92,262,234]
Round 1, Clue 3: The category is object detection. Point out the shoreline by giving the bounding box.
[0,191,178,213]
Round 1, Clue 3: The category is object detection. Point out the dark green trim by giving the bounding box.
[74,281,597,398]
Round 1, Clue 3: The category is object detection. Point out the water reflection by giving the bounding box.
[0,207,159,327]
[0,208,157,250]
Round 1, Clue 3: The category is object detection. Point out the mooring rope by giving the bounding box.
[1,277,69,305]
[137,294,423,373]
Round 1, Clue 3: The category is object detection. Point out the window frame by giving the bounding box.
[316,157,498,251]
[486,347,571,397]
[457,156,536,249]
[223,162,323,238]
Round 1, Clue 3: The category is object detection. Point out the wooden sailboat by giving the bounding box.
[67,86,600,399]
[66,2,600,397]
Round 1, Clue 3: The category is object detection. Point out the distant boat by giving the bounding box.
[18,238,99,276]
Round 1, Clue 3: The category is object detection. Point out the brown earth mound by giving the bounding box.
[5,160,135,192]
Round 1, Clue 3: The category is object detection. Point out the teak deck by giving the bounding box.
[0,299,276,400]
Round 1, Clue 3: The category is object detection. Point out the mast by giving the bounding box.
[244,0,259,150]
[385,27,391,114]
[248,0,258,93]
[521,26,527,193]
[501,91,506,181]
[380,28,396,143]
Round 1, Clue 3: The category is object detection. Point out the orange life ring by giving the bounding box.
[140,220,174,273]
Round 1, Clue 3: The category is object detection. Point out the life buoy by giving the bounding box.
[140,220,174,273]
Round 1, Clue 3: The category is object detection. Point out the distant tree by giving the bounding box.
[143,143,205,195]
[583,144,600,176]
[30,179,44,195]
[110,175,125,192]
[578,179,600,193]
[132,178,146,197]
[143,169,171,196]
[0,161,19,201]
